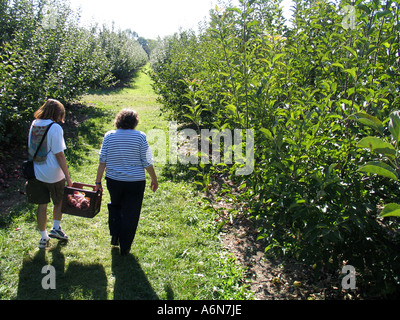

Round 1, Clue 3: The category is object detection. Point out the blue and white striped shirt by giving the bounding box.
[99,129,154,182]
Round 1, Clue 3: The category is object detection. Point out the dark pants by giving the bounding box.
[106,178,146,253]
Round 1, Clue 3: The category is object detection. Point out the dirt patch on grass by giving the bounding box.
[0,145,28,216]
[221,216,357,300]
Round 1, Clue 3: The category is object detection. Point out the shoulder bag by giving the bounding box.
[22,122,54,180]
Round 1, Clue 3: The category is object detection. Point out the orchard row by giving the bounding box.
[0,0,151,145]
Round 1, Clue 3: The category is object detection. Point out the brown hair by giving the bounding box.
[115,109,139,129]
[34,99,65,123]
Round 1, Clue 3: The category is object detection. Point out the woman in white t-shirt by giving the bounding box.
[26,99,72,249]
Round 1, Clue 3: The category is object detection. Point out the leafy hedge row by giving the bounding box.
[0,0,148,144]
[150,0,400,298]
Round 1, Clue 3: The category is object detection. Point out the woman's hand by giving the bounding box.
[95,163,106,192]
[55,151,72,187]
[151,178,158,192]
[145,165,158,192]
[66,176,73,187]
[95,182,103,192]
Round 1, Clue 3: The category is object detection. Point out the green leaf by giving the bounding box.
[332,62,345,69]
[376,10,391,19]
[380,203,400,217]
[344,67,358,81]
[328,163,338,176]
[365,45,378,57]
[260,128,273,141]
[349,112,384,134]
[273,53,285,63]
[225,104,237,115]
[358,161,398,180]
[239,183,247,190]
[259,58,271,67]
[357,4,371,14]
[344,46,358,58]
[264,242,279,253]
[357,136,396,158]
[389,111,400,142]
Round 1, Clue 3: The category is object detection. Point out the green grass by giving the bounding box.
[0,67,252,300]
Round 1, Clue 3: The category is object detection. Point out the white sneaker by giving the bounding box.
[39,238,50,249]
[49,228,69,240]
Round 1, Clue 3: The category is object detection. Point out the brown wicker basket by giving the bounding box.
[61,183,102,218]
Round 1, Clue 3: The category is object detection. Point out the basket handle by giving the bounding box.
[69,183,102,196]
[72,182,96,191]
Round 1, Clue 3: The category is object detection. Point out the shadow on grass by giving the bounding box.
[16,242,108,300]
[111,247,159,300]
[16,243,159,300]
[86,69,143,96]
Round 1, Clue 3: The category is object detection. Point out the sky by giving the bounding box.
[68,0,294,40]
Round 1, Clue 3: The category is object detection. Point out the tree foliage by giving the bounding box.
[150,0,400,297]
[0,0,148,143]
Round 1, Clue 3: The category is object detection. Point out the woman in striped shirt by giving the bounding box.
[95,109,158,256]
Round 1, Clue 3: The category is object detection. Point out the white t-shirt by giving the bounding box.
[28,119,67,183]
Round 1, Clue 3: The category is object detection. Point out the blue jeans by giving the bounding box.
[106,178,146,253]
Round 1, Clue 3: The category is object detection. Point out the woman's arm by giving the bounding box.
[95,162,106,191]
[145,165,158,192]
[55,151,72,186]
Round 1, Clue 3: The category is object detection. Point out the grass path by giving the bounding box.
[0,68,250,300]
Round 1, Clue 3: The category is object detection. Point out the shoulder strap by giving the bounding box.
[33,122,55,160]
